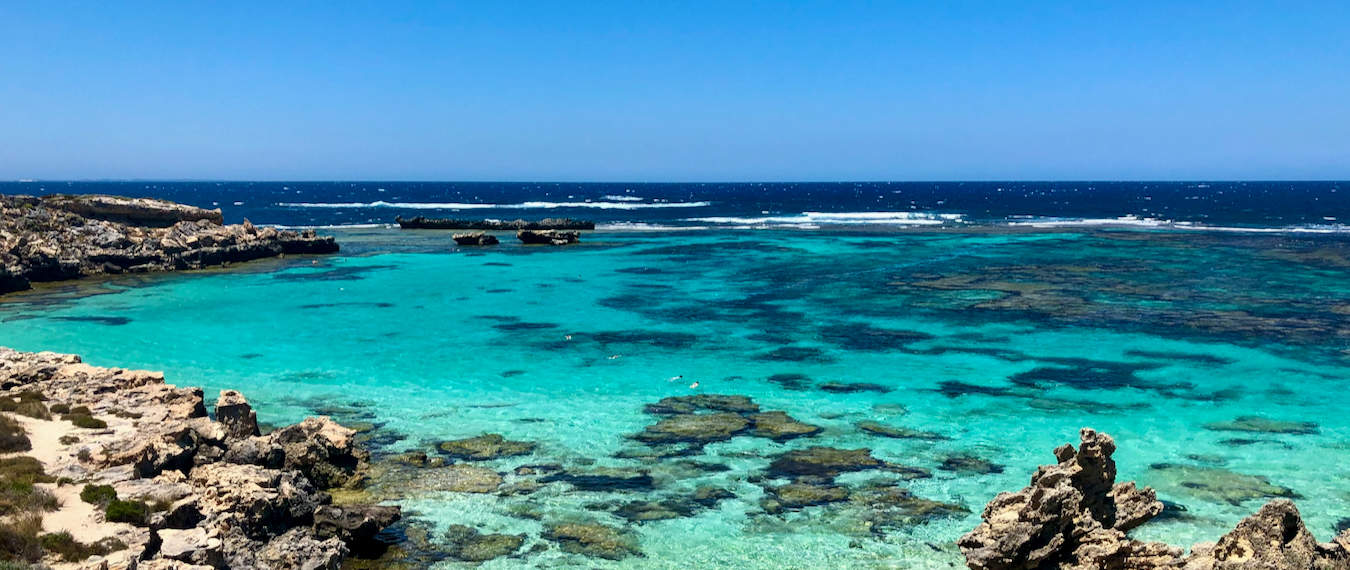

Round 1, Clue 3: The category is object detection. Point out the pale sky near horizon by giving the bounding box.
[1,2,1347,181]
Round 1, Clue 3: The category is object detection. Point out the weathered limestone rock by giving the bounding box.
[0,194,338,294]
[632,412,750,445]
[543,522,640,560]
[517,229,581,245]
[452,232,500,246]
[313,504,401,550]
[215,390,259,439]
[444,524,526,562]
[747,411,823,442]
[436,433,536,461]
[960,428,1350,570]
[767,447,884,479]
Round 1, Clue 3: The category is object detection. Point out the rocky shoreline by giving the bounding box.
[0,347,398,569]
[0,194,338,295]
[961,428,1350,569]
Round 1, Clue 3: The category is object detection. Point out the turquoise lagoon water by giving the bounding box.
[3,228,1349,568]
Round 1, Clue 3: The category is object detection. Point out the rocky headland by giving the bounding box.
[961,428,1350,569]
[0,194,338,295]
[0,347,398,569]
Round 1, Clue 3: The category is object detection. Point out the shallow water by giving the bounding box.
[3,228,1349,568]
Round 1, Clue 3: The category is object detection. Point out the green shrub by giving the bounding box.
[49,403,71,414]
[62,415,106,429]
[79,485,117,506]
[13,392,42,403]
[36,532,123,562]
[0,458,53,486]
[55,478,74,487]
[57,435,79,445]
[104,500,149,525]
[11,403,48,421]
[0,513,42,563]
[0,457,59,517]
[110,409,141,419]
[0,399,16,413]
[68,406,92,415]
[0,417,29,454]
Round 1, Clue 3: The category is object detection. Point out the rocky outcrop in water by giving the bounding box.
[517,229,581,245]
[960,428,1350,569]
[0,194,339,295]
[0,347,396,568]
[396,216,595,230]
[452,232,499,246]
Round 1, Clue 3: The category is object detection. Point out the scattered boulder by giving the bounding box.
[313,504,401,551]
[436,433,537,461]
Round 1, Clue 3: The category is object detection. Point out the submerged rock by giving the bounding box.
[643,394,760,415]
[1203,415,1320,435]
[938,452,1004,475]
[818,381,893,394]
[443,524,526,562]
[761,482,849,514]
[767,447,884,479]
[540,468,655,492]
[856,420,946,440]
[748,411,823,442]
[1147,463,1300,506]
[543,522,640,560]
[632,412,750,445]
[436,433,536,461]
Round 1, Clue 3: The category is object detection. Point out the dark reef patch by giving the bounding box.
[1124,349,1236,366]
[1006,361,1183,392]
[615,266,665,274]
[482,262,512,267]
[757,346,834,363]
[766,373,812,391]
[818,382,892,394]
[272,264,396,282]
[297,301,395,310]
[492,322,560,331]
[50,315,132,326]
[817,323,934,351]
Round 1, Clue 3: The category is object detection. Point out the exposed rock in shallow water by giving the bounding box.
[451,231,499,246]
[960,428,1348,570]
[517,229,581,245]
[436,433,536,461]
[215,389,260,440]
[0,194,338,294]
[1203,415,1320,435]
[543,521,640,560]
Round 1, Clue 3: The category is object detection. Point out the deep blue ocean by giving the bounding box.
[4,181,1350,568]
[3,181,1347,230]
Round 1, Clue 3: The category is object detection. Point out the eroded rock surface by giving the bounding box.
[0,347,396,568]
[0,193,338,294]
[960,427,1350,570]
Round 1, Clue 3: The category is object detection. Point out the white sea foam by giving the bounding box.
[1007,215,1350,234]
[686,211,963,226]
[602,195,645,202]
[268,223,390,230]
[276,200,710,210]
[595,222,711,231]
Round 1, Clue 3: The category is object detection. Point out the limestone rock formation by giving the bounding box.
[452,231,500,245]
[0,347,396,568]
[517,229,581,245]
[0,193,338,294]
[960,428,1350,570]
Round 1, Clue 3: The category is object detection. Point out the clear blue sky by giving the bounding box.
[1,1,1347,181]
